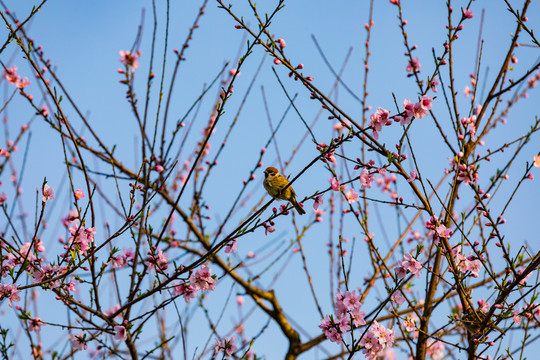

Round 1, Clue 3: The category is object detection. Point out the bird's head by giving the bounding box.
[264,167,279,179]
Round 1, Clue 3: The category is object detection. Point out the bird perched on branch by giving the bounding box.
[263,167,305,215]
[461,308,505,335]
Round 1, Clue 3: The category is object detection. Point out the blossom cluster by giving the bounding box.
[1,239,45,277]
[64,225,96,256]
[425,216,453,243]
[172,265,218,303]
[111,248,135,269]
[461,115,477,141]
[358,321,395,359]
[369,95,433,140]
[0,283,21,307]
[146,247,169,272]
[394,253,422,279]
[451,245,482,278]
[32,263,68,289]
[3,65,30,89]
[319,290,366,344]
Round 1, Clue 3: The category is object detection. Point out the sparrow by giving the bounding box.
[263,167,305,215]
[461,309,504,335]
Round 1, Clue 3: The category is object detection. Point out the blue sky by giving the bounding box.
[2,0,540,359]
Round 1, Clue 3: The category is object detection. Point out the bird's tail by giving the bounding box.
[290,198,306,215]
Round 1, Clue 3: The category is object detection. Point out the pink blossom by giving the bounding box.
[4,65,19,85]
[189,265,217,292]
[0,283,21,307]
[324,151,336,164]
[330,177,341,191]
[112,248,134,269]
[391,291,405,305]
[119,50,141,69]
[172,281,197,302]
[313,194,323,210]
[214,336,237,356]
[420,95,433,111]
[314,207,325,222]
[264,222,275,235]
[403,314,417,333]
[463,8,474,19]
[65,278,76,292]
[337,314,351,333]
[346,188,359,204]
[62,209,80,227]
[104,304,122,318]
[334,292,347,317]
[343,290,361,311]
[225,239,238,254]
[394,265,407,279]
[237,295,245,306]
[147,247,169,271]
[0,192,6,205]
[114,325,128,341]
[528,75,538,88]
[533,154,540,168]
[430,77,440,92]
[235,324,244,335]
[327,327,342,343]
[395,253,422,279]
[369,107,391,139]
[397,115,411,126]
[359,169,374,189]
[75,189,84,200]
[463,85,472,97]
[376,173,397,194]
[406,57,421,73]
[19,242,37,262]
[42,184,55,202]
[468,259,482,277]
[16,77,30,89]
[513,308,522,325]
[28,318,43,333]
[413,101,428,119]
[154,164,164,173]
[403,99,415,118]
[385,349,397,360]
[402,253,422,275]
[112,253,128,269]
[407,170,417,183]
[351,308,367,327]
[71,332,88,351]
[477,299,490,313]
[435,224,452,239]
